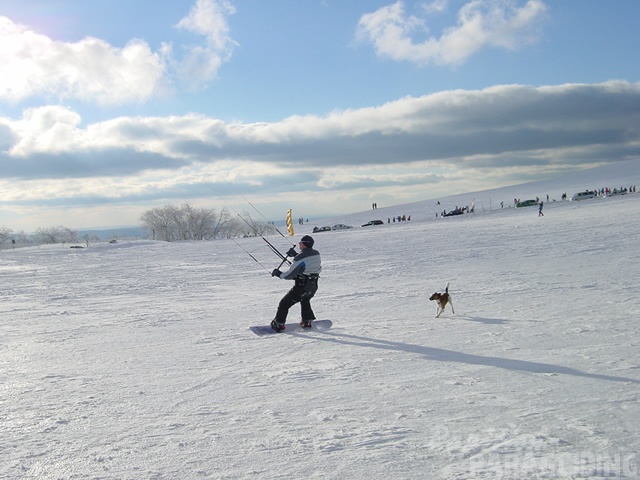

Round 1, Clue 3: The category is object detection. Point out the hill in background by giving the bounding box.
[76,159,639,240]
[306,159,639,230]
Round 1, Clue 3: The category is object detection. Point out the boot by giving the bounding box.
[270,320,285,333]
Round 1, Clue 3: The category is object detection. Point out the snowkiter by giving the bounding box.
[270,235,321,332]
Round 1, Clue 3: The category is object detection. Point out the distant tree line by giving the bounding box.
[0,225,84,249]
[139,203,276,242]
[0,203,277,249]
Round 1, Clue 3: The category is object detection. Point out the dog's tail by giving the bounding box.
[445,282,449,294]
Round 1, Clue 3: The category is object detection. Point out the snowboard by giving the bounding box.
[249,319,333,336]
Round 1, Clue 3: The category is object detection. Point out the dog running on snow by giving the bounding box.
[429,282,454,318]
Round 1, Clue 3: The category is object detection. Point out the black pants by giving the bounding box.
[275,275,318,324]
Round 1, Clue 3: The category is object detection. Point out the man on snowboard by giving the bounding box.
[270,235,321,332]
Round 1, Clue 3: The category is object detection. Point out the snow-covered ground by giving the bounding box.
[2,161,640,479]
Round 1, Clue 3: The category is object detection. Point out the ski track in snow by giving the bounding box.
[2,176,640,478]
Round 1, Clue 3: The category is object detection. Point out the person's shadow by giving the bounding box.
[310,330,639,384]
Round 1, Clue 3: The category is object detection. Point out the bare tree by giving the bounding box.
[208,207,232,239]
[34,226,78,244]
[226,216,246,238]
[140,207,174,241]
[139,204,272,241]
[239,212,276,237]
[0,226,13,245]
[60,226,79,243]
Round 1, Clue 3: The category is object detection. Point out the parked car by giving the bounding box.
[516,199,538,208]
[332,224,353,231]
[312,226,332,233]
[361,220,384,227]
[571,190,596,201]
[607,188,628,197]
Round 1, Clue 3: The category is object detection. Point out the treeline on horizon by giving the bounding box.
[139,203,275,242]
[0,203,277,248]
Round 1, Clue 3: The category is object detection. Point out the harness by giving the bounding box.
[295,273,319,298]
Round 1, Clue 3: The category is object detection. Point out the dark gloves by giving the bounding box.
[271,269,282,278]
[286,247,297,257]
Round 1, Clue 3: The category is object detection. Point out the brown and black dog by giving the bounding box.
[429,282,454,318]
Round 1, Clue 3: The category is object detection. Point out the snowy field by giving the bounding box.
[2,162,640,479]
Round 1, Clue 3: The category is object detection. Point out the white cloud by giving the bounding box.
[0,0,238,105]
[422,0,451,15]
[175,0,238,86]
[0,82,640,178]
[1,81,638,221]
[10,106,83,155]
[0,16,167,105]
[356,0,547,66]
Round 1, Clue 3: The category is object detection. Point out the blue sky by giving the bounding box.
[1,0,639,231]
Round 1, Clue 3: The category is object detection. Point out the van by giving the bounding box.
[571,190,596,201]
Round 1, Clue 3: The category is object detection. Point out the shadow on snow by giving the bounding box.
[309,330,639,384]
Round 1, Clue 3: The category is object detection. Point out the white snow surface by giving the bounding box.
[2,161,640,479]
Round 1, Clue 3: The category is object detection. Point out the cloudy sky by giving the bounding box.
[1,0,639,231]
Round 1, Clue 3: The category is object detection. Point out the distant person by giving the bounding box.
[270,235,321,332]
[538,201,544,217]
